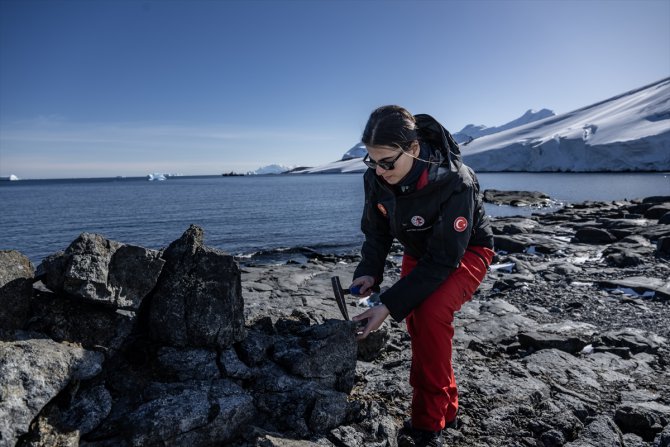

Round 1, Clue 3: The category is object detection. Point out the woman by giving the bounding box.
[350,105,495,447]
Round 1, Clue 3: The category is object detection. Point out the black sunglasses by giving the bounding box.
[363,151,404,170]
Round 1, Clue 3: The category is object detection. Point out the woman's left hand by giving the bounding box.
[352,304,390,340]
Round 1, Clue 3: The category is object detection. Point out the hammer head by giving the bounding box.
[330,276,350,320]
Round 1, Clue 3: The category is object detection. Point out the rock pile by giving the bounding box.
[0,225,358,447]
[1,194,669,447]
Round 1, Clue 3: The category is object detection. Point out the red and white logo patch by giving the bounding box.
[377,203,388,218]
[411,215,425,227]
[453,216,468,232]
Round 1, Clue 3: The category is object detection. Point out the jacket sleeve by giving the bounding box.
[380,183,476,321]
[353,174,393,284]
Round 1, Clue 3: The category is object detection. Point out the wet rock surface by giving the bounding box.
[0,196,668,446]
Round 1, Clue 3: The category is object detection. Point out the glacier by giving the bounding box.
[461,77,670,172]
[296,77,670,174]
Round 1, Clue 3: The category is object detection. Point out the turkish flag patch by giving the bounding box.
[453,216,468,232]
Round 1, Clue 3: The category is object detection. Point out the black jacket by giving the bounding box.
[353,114,494,322]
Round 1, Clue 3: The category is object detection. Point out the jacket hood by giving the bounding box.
[414,114,463,175]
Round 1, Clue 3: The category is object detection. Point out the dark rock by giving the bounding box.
[642,196,670,204]
[59,385,113,434]
[494,234,563,255]
[658,236,670,256]
[506,256,536,274]
[254,434,323,446]
[219,347,253,379]
[307,392,350,433]
[457,299,538,345]
[26,284,137,355]
[637,224,670,243]
[659,212,670,225]
[597,277,670,301]
[656,424,670,447]
[645,203,670,220]
[272,319,358,392]
[16,409,81,446]
[483,189,553,207]
[0,250,34,330]
[623,432,648,447]
[614,403,669,441]
[155,347,221,381]
[518,331,590,354]
[0,335,104,446]
[490,218,539,235]
[37,233,164,310]
[548,410,584,442]
[574,227,617,244]
[493,235,528,253]
[592,346,632,359]
[564,416,623,447]
[603,251,645,267]
[553,263,582,276]
[540,428,565,446]
[599,328,666,354]
[149,225,245,349]
[492,273,535,291]
[597,217,648,231]
[542,272,564,282]
[252,364,350,437]
[237,329,274,366]
[122,380,255,446]
[357,323,390,362]
[329,425,366,446]
[603,234,655,266]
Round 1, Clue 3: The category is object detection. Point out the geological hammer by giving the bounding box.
[330,276,361,321]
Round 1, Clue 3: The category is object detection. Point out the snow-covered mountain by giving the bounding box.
[296,78,670,174]
[462,77,670,172]
[297,111,555,174]
[453,109,555,144]
[341,143,367,160]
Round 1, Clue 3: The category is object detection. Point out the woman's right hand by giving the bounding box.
[349,275,375,297]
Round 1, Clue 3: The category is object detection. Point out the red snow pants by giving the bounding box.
[402,245,494,432]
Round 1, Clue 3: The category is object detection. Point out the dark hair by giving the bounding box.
[362,105,419,150]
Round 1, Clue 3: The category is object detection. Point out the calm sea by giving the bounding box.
[1,172,668,266]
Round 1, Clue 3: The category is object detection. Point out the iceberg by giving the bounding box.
[147,173,167,181]
[248,164,294,175]
[0,174,20,181]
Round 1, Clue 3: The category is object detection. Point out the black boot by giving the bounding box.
[412,429,443,447]
[398,424,443,447]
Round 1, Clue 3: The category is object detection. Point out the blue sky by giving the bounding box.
[1,0,668,179]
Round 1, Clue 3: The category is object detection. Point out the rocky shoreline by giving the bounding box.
[0,193,669,447]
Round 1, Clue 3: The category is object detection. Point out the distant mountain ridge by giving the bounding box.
[293,78,669,173]
[297,108,554,174]
[453,108,555,144]
[461,77,670,172]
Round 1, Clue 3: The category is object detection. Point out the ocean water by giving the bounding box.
[1,172,668,266]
